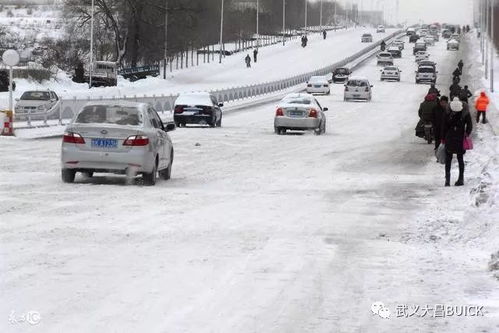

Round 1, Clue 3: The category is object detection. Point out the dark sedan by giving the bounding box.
[174,92,223,127]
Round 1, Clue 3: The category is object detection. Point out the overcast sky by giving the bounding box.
[333,0,475,25]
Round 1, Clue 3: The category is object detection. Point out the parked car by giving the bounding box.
[415,51,430,62]
[424,36,435,46]
[380,66,402,82]
[387,46,402,58]
[60,101,175,186]
[413,41,427,54]
[377,52,394,66]
[306,76,330,95]
[361,33,373,42]
[415,65,438,84]
[332,67,351,83]
[344,77,373,102]
[14,90,60,120]
[173,92,223,127]
[376,25,386,33]
[274,93,327,135]
[447,39,460,51]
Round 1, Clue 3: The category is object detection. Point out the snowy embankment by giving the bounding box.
[0,28,396,109]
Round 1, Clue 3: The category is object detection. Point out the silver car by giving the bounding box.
[61,101,175,186]
[344,77,373,102]
[380,66,401,82]
[15,90,60,120]
[377,52,394,66]
[274,93,328,135]
[306,76,330,95]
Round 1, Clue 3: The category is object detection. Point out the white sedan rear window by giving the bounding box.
[75,105,143,126]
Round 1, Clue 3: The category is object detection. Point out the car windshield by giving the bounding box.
[348,80,368,87]
[309,77,326,83]
[419,67,435,73]
[385,67,397,71]
[336,68,348,74]
[362,34,371,37]
[75,105,143,126]
[20,91,51,101]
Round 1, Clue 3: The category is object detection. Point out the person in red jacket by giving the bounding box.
[475,91,490,124]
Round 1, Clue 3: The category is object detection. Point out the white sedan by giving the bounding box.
[274,93,328,135]
[61,101,175,186]
[380,66,402,82]
[415,51,430,62]
[306,76,330,95]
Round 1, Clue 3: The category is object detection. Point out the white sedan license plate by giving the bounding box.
[91,138,118,149]
[289,111,303,117]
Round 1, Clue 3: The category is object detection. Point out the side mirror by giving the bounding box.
[323,107,329,111]
[370,85,374,88]
[218,103,224,107]
[15,98,19,102]
[165,123,176,132]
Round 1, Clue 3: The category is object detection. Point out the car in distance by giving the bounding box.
[361,33,373,42]
[344,77,373,102]
[409,34,420,43]
[392,40,405,50]
[413,41,427,54]
[380,66,402,82]
[442,29,452,39]
[376,25,386,33]
[306,76,330,95]
[15,90,60,120]
[451,33,461,42]
[274,93,327,135]
[332,67,351,83]
[377,52,394,66]
[424,36,435,46]
[406,27,416,36]
[447,39,459,51]
[61,101,175,186]
[415,65,438,84]
[387,46,402,58]
[415,51,430,62]
[173,92,223,127]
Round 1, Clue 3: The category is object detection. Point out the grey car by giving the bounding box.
[61,101,175,186]
[15,90,60,120]
[344,77,373,102]
[274,93,328,135]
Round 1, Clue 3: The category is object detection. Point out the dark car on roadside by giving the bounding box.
[173,92,223,127]
[332,67,351,83]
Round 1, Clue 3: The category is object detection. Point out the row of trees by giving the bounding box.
[59,0,346,70]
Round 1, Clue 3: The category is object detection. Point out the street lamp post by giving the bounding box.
[486,0,489,80]
[219,0,224,64]
[320,0,323,32]
[89,0,95,89]
[304,0,308,34]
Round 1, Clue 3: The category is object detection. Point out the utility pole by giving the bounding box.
[283,0,286,46]
[256,0,259,49]
[486,0,489,79]
[481,0,485,64]
[89,0,95,89]
[320,0,323,32]
[219,0,224,64]
[304,0,308,34]
[333,1,336,26]
[491,0,495,92]
[163,0,168,79]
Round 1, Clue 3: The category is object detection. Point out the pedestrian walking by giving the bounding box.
[475,91,490,124]
[253,48,258,63]
[452,67,462,83]
[458,60,464,72]
[458,85,472,103]
[323,30,327,40]
[449,81,462,100]
[433,96,449,150]
[245,54,251,68]
[441,98,473,187]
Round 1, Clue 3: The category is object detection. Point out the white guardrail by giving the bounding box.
[18,30,403,129]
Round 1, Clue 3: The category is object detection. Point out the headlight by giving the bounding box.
[38,105,46,111]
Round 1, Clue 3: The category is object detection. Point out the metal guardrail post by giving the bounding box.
[27,110,31,128]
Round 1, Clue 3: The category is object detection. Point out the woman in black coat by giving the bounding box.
[441,98,473,186]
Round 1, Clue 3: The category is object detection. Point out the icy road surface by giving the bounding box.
[1,36,498,332]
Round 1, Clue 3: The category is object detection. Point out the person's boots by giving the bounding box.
[455,169,464,186]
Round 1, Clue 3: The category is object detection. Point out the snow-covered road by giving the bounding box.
[1,35,498,332]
